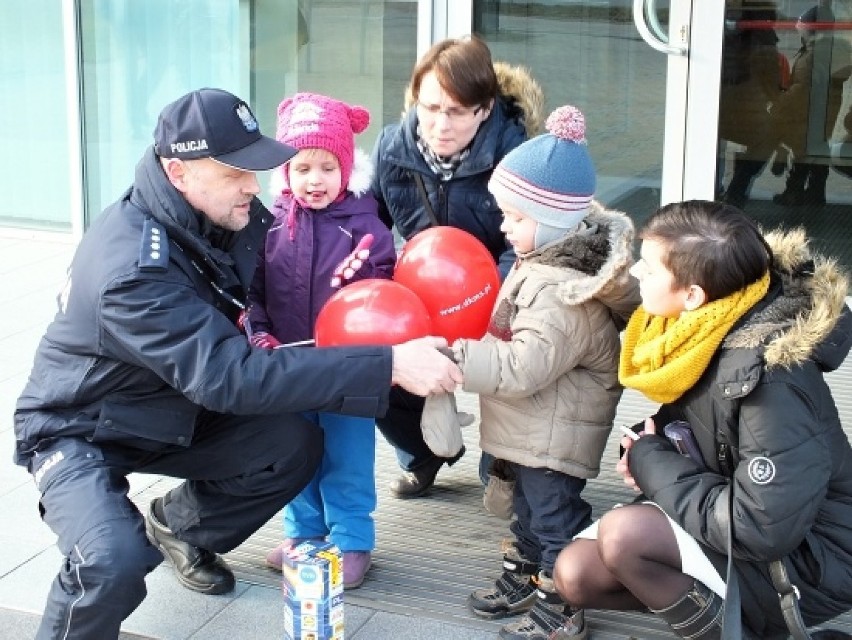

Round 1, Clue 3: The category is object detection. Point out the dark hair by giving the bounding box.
[409,35,498,110]
[640,200,772,302]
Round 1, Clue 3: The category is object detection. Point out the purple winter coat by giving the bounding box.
[247,191,396,345]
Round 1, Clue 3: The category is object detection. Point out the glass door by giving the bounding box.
[75,0,421,222]
[468,0,852,273]
[467,0,681,228]
[716,0,852,273]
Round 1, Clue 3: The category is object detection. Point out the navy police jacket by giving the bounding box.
[14,147,391,464]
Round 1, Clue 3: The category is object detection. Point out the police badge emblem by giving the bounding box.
[236,103,258,132]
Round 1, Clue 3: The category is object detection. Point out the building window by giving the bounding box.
[0,0,72,231]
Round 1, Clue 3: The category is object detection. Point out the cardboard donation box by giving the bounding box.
[282,540,344,640]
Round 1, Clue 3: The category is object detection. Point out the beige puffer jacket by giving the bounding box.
[453,202,640,478]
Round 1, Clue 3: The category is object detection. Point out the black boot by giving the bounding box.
[804,164,829,206]
[388,446,465,498]
[724,158,764,208]
[469,546,539,619]
[650,580,723,640]
[145,498,235,595]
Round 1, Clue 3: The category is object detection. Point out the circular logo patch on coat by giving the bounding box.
[748,457,776,484]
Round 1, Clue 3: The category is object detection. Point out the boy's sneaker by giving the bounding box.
[498,572,587,640]
[343,551,372,589]
[264,537,324,570]
[468,548,539,619]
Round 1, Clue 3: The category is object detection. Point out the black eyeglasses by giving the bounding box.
[415,100,483,122]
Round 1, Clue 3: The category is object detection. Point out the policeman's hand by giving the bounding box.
[391,336,463,397]
[250,331,282,350]
[330,234,373,287]
[616,417,656,492]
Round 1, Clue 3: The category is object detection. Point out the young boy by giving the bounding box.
[453,105,640,639]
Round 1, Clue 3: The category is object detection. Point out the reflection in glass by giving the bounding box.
[475,0,669,226]
[718,0,852,272]
[75,0,415,225]
[79,0,242,223]
[253,0,418,155]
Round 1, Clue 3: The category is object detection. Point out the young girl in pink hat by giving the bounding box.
[247,92,396,589]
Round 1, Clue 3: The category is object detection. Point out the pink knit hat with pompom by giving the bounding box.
[275,93,370,191]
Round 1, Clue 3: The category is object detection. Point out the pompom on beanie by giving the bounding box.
[488,105,596,248]
[275,92,370,191]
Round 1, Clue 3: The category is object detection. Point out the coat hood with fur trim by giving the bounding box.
[519,201,639,325]
[723,226,851,371]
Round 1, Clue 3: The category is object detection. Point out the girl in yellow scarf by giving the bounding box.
[548,200,852,640]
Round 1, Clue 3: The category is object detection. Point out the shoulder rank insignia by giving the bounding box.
[138,218,169,271]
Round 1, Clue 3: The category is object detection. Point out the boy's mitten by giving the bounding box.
[420,392,473,458]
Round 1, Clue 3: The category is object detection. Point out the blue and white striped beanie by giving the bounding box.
[488,105,596,249]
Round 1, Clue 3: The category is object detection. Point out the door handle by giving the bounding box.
[633,0,687,56]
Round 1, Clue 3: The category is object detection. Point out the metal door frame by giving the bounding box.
[632,0,725,204]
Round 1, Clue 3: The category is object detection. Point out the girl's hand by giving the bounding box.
[250,331,282,350]
[331,234,374,287]
[616,417,656,492]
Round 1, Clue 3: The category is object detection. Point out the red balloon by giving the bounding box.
[314,279,432,347]
[394,227,500,343]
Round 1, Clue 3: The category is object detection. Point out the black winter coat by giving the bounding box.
[14,148,391,464]
[628,229,852,637]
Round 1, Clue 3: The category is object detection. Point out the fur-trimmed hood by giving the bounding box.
[519,201,638,312]
[404,61,544,138]
[724,227,851,370]
[493,61,545,137]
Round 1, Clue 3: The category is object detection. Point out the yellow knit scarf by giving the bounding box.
[619,271,770,403]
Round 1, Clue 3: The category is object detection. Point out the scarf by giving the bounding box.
[416,124,469,181]
[619,271,770,403]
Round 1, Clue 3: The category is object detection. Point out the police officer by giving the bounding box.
[14,88,462,640]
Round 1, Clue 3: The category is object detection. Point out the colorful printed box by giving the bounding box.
[282,540,344,640]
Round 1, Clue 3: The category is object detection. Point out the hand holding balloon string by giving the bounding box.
[250,332,282,349]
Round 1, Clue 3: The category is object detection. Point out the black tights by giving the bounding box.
[552,504,695,611]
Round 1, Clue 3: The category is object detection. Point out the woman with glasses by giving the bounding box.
[371,35,544,499]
